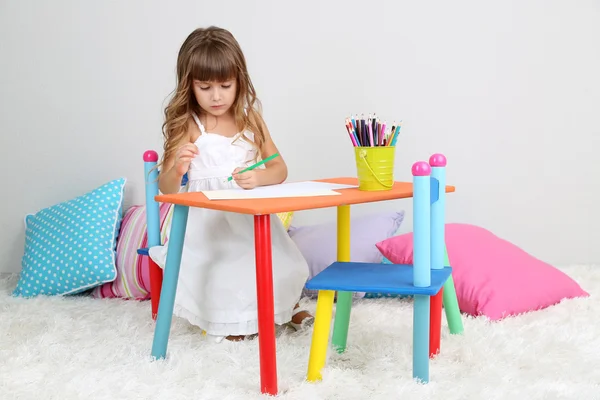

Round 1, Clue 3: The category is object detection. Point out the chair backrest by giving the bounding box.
[142,150,187,247]
[428,153,447,271]
[412,153,447,288]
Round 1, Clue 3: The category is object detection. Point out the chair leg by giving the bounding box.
[413,294,430,383]
[429,288,443,358]
[149,259,163,321]
[442,245,463,334]
[331,205,352,353]
[307,289,336,382]
[442,276,463,334]
[331,292,352,352]
[151,204,189,360]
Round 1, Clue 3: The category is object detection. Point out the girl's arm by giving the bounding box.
[254,116,288,186]
[158,120,198,194]
[158,158,186,194]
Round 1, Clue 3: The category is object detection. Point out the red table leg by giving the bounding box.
[254,214,277,395]
[429,287,444,358]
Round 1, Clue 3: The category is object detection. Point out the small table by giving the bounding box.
[150,177,455,395]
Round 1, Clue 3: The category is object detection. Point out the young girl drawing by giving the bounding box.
[149,26,313,342]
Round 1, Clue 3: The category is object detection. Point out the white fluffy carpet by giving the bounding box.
[2,265,600,400]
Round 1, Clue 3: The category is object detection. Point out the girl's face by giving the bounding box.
[192,79,237,116]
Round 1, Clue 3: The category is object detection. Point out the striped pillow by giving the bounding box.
[91,203,173,299]
[91,205,293,299]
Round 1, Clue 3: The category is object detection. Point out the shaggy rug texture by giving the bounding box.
[1,265,599,400]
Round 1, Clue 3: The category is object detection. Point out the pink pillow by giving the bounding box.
[375,223,589,320]
[91,203,174,299]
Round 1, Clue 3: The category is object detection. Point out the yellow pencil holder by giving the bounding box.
[354,146,395,191]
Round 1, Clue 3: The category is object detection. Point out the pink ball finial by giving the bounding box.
[429,153,447,167]
[143,150,158,162]
[412,161,431,176]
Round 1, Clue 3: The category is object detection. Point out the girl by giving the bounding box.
[149,26,313,342]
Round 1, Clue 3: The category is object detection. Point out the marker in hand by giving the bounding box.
[227,153,280,182]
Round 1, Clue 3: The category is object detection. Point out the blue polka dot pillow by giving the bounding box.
[13,178,126,298]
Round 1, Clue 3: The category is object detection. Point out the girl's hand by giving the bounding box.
[232,168,259,190]
[174,143,199,177]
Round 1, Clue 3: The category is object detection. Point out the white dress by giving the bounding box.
[149,114,309,338]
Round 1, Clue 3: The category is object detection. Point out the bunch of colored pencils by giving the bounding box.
[345,114,402,147]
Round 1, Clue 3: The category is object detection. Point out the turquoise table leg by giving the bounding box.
[151,204,189,359]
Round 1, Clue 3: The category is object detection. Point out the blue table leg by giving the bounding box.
[151,204,189,359]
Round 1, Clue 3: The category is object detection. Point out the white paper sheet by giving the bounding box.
[202,181,357,200]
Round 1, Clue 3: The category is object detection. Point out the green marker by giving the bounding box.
[227,152,280,182]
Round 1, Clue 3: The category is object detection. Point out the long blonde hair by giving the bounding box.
[160,26,265,168]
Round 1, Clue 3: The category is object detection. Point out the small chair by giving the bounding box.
[138,151,187,320]
[305,155,464,383]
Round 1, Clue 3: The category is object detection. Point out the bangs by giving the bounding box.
[191,45,237,83]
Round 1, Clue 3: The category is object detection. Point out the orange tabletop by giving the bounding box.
[155,177,456,214]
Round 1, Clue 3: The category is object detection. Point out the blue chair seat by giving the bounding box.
[305,262,452,297]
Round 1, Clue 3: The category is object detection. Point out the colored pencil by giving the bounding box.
[346,125,358,146]
[227,153,280,181]
[390,122,402,146]
[344,114,402,147]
